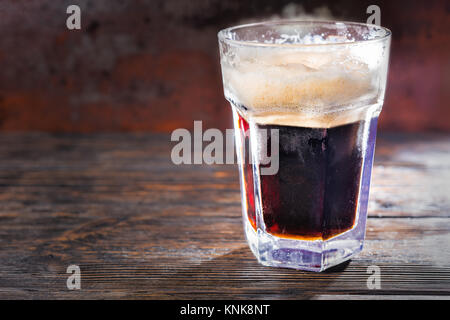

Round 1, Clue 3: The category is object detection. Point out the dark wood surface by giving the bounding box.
[0,132,449,299]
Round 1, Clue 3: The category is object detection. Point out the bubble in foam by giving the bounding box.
[222,45,379,128]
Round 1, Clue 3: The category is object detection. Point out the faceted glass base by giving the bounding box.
[244,219,364,272]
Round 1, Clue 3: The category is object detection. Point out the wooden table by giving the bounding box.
[0,132,449,299]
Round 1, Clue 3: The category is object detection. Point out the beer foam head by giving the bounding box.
[219,21,391,127]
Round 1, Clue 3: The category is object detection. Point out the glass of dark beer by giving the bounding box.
[218,21,391,271]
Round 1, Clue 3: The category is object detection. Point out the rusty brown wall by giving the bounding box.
[0,0,448,133]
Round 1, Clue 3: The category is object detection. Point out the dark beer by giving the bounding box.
[219,20,391,270]
[238,113,364,241]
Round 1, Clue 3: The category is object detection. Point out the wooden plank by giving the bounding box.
[0,132,449,299]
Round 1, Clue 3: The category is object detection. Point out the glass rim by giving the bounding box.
[218,20,392,48]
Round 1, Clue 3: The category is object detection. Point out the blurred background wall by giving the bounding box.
[0,0,448,133]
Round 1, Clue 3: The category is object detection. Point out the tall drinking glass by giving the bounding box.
[218,21,391,271]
